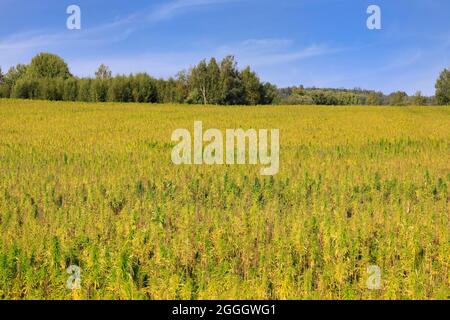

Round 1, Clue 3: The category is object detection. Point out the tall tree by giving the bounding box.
[95,64,112,80]
[131,73,157,103]
[219,55,243,105]
[190,59,209,104]
[175,71,189,103]
[78,79,92,102]
[241,66,262,105]
[91,79,109,102]
[207,58,221,104]
[107,75,132,102]
[260,82,277,105]
[435,67,450,105]
[26,53,72,79]
[63,78,79,101]
[5,64,28,85]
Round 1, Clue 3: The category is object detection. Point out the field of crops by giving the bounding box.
[0,99,449,299]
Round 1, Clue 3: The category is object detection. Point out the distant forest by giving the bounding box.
[1,52,449,105]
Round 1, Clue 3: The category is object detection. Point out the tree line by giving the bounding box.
[0,53,276,105]
[275,87,436,106]
[0,52,449,105]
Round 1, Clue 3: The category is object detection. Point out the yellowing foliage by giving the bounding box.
[0,99,449,299]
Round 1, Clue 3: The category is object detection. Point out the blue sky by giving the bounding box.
[0,0,449,95]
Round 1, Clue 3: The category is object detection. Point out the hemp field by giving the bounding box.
[0,99,448,299]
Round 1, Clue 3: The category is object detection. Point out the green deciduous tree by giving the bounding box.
[366,92,383,105]
[108,75,132,102]
[11,78,39,99]
[131,73,157,103]
[63,78,79,101]
[435,68,450,105]
[3,64,29,98]
[190,59,210,104]
[26,53,72,79]
[412,91,427,105]
[219,55,244,105]
[388,91,408,106]
[187,58,222,105]
[260,83,277,105]
[207,58,221,104]
[90,65,113,102]
[95,64,112,80]
[91,79,109,102]
[78,78,93,102]
[0,67,7,98]
[6,64,28,84]
[174,71,189,103]
[37,78,64,100]
[241,66,262,105]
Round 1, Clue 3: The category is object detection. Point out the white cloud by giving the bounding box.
[0,0,235,68]
[67,38,335,80]
[148,0,236,22]
[217,39,337,67]
[381,50,423,71]
[0,30,62,51]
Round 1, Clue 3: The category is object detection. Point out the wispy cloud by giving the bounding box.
[233,38,294,53]
[0,0,235,66]
[0,30,61,51]
[381,50,423,71]
[66,38,337,80]
[148,0,236,22]
[218,39,338,67]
